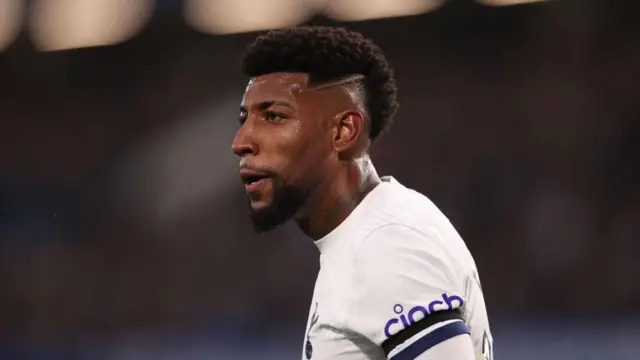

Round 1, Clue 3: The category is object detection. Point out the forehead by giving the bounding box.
[242,73,310,105]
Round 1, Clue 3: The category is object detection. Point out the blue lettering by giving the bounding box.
[384,318,400,337]
[396,304,409,331]
[427,300,443,313]
[383,294,465,338]
[399,314,410,328]
[442,293,464,309]
[407,305,428,324]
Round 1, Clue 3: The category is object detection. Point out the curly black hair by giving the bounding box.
[241,26,398,141]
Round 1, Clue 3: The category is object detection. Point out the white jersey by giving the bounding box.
[301,177,493,360]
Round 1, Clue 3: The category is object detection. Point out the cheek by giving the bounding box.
[290,140,332,182]
[261,125,307,172]
[266,122,332,179]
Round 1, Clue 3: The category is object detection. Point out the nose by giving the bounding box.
[231,128,258,157]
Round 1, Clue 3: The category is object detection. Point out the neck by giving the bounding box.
[295,156,381,240]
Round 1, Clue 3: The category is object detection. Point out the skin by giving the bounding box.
[231,72,381,240]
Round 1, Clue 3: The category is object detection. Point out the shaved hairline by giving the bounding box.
[306,74,365,91]
[305,74,368,121]
[246,72,369,123]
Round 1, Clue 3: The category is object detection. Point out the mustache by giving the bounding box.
[238,162,278,178]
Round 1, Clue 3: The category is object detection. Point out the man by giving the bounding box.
[232,26,494,360]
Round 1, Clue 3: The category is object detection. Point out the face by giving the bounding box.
[232,73,332,232]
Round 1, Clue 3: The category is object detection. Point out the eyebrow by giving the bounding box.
[240,101,294,113]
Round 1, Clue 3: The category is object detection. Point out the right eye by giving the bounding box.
[239,112,248,125]
[264,111,285,123]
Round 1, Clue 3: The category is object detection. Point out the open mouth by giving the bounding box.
[241,172,271,192]
[242,174,269,186]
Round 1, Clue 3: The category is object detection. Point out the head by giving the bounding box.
[232,26,398,233]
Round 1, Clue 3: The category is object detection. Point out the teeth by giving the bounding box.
[243,175,268,185]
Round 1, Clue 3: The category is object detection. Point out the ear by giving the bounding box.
[333,110,365,153]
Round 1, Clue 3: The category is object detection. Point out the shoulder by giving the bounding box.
[358,179,462,245]
[352,179,470,286]
[345,222,466,342]
[337,180,486,358]
[354,223,460,300]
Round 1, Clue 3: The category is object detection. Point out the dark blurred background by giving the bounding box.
[0,0,639,359]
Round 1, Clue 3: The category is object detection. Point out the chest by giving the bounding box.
[301,300,383,360]
[301,259,384,360]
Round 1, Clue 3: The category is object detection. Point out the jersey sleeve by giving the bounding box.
[347,224,472,360]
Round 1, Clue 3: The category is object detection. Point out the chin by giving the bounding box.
[249,207,290,233]
[247,183,307,233]
[249,199,272,211]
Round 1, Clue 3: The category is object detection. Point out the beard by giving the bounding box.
[248,181,309,233]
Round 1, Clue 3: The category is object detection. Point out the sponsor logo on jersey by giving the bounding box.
[383,293,464,338]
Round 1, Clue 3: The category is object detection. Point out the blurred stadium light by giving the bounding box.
[185,0,314,35]
[477,0,551,6]
[0,0,24,52]
[29,0,153,51]
[0,0,563,52]
[324,0,445,22]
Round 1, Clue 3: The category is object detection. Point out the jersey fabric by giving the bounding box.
[301,176,493,360]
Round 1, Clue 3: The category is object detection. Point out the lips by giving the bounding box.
[240,169,271,193]
[244,177,270,192]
